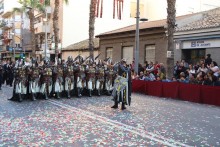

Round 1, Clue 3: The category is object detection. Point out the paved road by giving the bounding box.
[0,85,220,146]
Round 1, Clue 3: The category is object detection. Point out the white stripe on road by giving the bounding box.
[49,100,191,147]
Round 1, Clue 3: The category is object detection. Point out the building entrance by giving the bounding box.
[182,49,205,64]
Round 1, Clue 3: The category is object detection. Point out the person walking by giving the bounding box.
[111,59,132,110]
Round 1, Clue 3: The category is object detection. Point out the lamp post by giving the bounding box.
[43,8,48,60]
[10,33,22,60]
[134,1,148,74]
[134,0,140,74]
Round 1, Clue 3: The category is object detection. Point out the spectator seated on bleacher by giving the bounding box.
[144,71,156,81]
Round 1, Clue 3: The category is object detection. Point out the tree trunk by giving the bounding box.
[29,9,36,58]
[89,0,97,60]
[53,0,60,60]
[166,0,176,79]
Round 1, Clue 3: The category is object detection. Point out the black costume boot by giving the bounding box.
[77,88,82,97]
[71,89,75,97]
[56,92,60,99]
[111,97,118,109]
[18,93,23,102]
[121,102,126,110]
[32,93,36,101]
[88,89,92,97]
[67,90,71,98]
[44,93,49,100]
[107,90,111,96]
[97,89,101,96]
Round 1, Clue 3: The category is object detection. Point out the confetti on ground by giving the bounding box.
[0,85,220,146]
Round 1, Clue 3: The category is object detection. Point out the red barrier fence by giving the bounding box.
[132,80,220,107]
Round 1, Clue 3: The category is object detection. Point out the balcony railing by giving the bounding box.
[34,22,50,34]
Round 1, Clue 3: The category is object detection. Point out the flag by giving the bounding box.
[113,0,123,20]
[95,0,103,18]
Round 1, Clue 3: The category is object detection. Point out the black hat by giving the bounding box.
[207,54,211,57]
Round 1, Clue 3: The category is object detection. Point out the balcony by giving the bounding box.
[34,6,52,18]
[34,22,50,34]
[2,20,13,29]
[1,11,12,18]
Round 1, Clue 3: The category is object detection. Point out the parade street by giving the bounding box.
[0,86,220,146]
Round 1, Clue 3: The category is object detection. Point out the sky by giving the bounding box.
[62,0,220,47]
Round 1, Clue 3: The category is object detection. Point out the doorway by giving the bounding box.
[182,49,205,64]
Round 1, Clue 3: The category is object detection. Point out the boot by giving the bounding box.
[97,89,101,96]
[121,102,126,110]
[67,91,71,98]
[18,93,23,102]
[89,89,92,97]
[32,93,36,101]
[71,89,75,97]
[107,90,111,96]
[56,92,60,99]
[77,88,82,97]
[44,93,49,100]
[111,97,118,109]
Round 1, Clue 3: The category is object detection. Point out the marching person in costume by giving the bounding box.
[75,55,86,97]
[64,56,75,98]
[53,58,64,99]
[28,59,40,101]
[40,59,53,100]
[86,60,96,97]
[95,60,105,96]
[111,59,132,110]
[15,59,28,102]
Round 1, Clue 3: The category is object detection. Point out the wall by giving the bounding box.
[206,48,220,65]
[99,28,167,67]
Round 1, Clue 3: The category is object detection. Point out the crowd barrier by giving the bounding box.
[132,80,220,107]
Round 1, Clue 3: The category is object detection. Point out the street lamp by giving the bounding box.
[134,0,148,74]
[134,0,140,74]
[43,8,48,60]
[10,32,23,60]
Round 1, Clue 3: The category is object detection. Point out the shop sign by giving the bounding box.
[191,40,210,47]
[182,39,220,49]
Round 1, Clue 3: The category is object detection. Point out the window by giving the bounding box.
[122,46,133,64]
[145,45,155,63]
[14,29,21,34]
[14,15,21,22]
[106,47,113,59]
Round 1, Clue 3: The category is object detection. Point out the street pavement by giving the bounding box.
[0,85,220,146]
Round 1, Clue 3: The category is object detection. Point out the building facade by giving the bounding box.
[174,8,220,65]
[0,0,24,60]
[0,0,63,61]
[62,38,99,61]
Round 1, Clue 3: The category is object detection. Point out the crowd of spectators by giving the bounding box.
[131,54,220,86]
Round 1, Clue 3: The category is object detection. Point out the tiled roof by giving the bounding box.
[96,14,195,37]
[63,38,99,51]
[176,7,220,32]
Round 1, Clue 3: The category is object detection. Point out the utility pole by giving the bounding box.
[44,8,48,60]
[134,0,140,74]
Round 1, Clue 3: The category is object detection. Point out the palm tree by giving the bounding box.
[166,0,176,78]
[53,0,68,60]
[89,0,97,60]
[15,0,49,58]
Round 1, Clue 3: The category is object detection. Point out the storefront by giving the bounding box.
[175,39,220,64]
[174,8,220,65]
